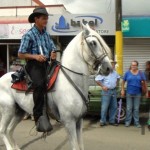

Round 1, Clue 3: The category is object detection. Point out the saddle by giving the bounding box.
[11,62,60,92]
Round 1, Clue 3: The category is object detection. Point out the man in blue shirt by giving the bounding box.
[18,7,56,132]
[95,60,120,126]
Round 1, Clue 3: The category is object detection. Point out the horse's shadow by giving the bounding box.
[20,115,98,150]
[20,121,63,150]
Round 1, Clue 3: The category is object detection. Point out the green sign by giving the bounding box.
[122,17,150,37]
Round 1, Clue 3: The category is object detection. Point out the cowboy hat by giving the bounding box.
[110,59,117,63]
[28,7,49,23]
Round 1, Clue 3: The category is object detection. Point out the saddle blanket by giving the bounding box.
[11,65,60,91]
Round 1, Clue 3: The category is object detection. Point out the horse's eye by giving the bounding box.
[93,41,96,46]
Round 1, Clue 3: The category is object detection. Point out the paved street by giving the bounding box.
[0,115,150,150]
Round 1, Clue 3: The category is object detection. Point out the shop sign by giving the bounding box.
[9,24,31,39]
[0,24,32,39]
[0,24,9,38]
[123,17,150,37]
[47,14,115,36]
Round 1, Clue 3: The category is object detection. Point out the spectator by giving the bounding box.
[95,59,120,126]
[145,61,150,82]
[144,61,150,127]
[121,60,148,128]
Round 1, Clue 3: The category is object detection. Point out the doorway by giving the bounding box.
[0,45,7,77]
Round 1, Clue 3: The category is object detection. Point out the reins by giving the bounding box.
[54,60,89,108]
[60,66,89,107]
[53,34,109,108]
[55,60,87,76]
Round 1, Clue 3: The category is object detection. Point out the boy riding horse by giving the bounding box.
[18,7,56,132]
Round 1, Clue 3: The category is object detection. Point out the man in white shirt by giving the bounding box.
[95,59,120,126]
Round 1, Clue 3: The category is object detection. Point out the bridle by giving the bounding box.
[58,34,110,110]
[82,34,109,70]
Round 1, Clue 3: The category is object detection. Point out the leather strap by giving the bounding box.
[60,66,89,108]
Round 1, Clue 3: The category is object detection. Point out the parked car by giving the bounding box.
[88,76,150,123]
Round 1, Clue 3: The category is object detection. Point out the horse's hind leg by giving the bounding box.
[76,119,84,150]
[0,107,15,150]
[6,107,25,150]
[64,119,80,150]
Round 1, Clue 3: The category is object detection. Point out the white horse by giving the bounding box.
[0,24,112,150]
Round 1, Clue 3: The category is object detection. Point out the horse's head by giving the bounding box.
[81,23,113,76]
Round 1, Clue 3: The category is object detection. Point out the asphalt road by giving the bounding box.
[0,115,150,150]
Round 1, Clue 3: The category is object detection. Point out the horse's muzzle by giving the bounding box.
[97,62,113,76]
[93,60,101,71]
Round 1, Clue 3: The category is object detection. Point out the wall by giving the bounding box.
[0,0,36,7]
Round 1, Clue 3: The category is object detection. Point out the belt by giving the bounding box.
[108,88,116,90]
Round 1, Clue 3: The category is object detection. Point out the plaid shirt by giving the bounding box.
[18,25,56,59]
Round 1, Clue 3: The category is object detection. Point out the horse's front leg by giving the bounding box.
[76,119,84,150]
[7,112,25,150]
[0,107,14,150]
[64,120,80,150]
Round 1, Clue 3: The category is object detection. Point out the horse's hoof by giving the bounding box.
[13,145,21,150]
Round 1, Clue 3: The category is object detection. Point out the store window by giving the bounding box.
[0,57,6,77]
[0,45,7,77]
[9,45,26,72]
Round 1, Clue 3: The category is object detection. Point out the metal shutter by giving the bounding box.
[123,38,150,73]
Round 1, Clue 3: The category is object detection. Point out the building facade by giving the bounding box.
[0,1,115,76]
[1,0,150,77]
[122,16,150,73]
[0,2,68,75]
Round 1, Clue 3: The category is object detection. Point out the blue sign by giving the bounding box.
[51,15,103,33]
[47,14,115,35]
[55,16,69,29]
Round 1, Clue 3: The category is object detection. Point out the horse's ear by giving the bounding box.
[82,23,90,37]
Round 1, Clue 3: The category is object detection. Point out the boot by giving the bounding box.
[36,115,53,133]
[34,87,53,132]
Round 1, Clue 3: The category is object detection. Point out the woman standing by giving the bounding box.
[145,61,150,83]
[121,60,148,128]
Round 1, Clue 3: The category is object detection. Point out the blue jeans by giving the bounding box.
[100,89,117,124]
[125,93,141,125]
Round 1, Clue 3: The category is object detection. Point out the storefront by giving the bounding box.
[0,41,24,73]
[0,13,116,77]
[0,24,31,76]
[122,16,150,73]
